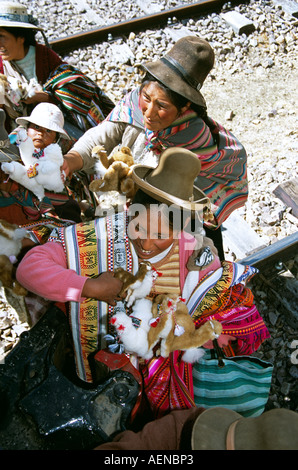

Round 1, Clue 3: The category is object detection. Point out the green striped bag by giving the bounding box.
[193,341,273,417]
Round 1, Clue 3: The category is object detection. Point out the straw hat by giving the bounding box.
[189,407,298,450]
[132,147,209,212]
[142,36,215,108]
[16,103,70,139]
[0,1,40,30]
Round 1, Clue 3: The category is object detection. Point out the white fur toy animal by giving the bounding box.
[110,293,223,362]
[113,261,155,308]
[110,298,154,359]
[94,191,127,217]
[1,127,64,200]
[0,74,43,106]
[0,219,28,259]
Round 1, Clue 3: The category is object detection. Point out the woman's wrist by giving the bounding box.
[63,151,84,175]
[82,278,100,299]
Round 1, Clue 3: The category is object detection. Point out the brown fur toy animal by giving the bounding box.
[0,254,27,295]
[0,74,9,97]
[147,294,222,361]
[114,261,154,308]
[89,145,136,199]
[0,219,29,295]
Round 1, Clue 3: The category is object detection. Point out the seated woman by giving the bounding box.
[16,147,270,419]
[0,1,64,130]
[62,36,248,259]
[0,2,114,138]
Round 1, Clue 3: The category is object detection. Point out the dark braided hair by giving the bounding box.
[1,26,37,47]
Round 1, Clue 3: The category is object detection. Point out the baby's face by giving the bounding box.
[27,124,57,150]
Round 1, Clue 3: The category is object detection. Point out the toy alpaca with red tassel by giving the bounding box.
[147,294,223,361]
[113,261,157,308]
[111,293,222,362]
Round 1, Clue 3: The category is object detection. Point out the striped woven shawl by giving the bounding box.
[44,64,115,131]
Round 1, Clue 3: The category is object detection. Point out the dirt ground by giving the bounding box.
[205,59,297,164]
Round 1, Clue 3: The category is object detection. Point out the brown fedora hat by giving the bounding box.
[132,147,210,212]
[142,36,215,108]
[191,407,298,450]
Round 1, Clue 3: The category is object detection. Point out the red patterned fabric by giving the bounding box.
[140,351,195,418]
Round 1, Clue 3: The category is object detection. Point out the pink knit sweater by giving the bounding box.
[17,242,85,303]
[16,232,221,304]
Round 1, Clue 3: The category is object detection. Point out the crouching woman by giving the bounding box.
[16,148,270,418]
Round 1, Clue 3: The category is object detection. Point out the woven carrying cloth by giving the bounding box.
[185,261,270,356]
[44,63,115,131]
[61,212,137,382]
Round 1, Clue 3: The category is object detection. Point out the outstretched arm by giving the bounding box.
[61,121,128,177]
[16,242,123,306]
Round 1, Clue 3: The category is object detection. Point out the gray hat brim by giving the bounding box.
[132,163,210,212]
[191,408,241,450]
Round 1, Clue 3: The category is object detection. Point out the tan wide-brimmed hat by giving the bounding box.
[0,1,41,30]
[132,147,210,212]
[16,103,70,139]
[190,407,298,450]
[142,36,215,108]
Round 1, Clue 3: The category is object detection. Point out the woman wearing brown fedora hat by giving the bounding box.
[62,36,248,259]
[17,146,269,422]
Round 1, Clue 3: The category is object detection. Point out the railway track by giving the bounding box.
[50,0,239,53]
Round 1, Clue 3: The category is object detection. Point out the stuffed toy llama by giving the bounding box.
[111,294,222,362]
[147,294,222,361]
[0,74,42,106]
[113,261,155,308]
[110,298,154,359]
[89,145,135,194]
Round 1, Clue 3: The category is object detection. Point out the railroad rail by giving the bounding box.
[49,0,241,53]
[240,231,298,279]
